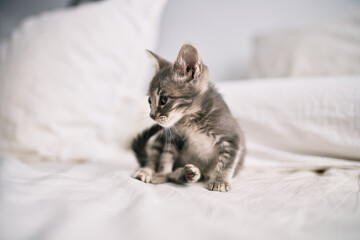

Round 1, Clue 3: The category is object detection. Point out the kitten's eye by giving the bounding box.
[160,96,168,105]
[148,97,151,104]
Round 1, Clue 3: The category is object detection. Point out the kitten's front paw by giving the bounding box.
[132,168,153,183]
[184,164,201,183]
[150,173,168,184]
[208,180,230,192]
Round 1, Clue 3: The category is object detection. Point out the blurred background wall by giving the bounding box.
[1,0,359,81]
[157,0,360,80]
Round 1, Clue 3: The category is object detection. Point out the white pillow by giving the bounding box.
[219,76,360,160]
[0,0,166,162]
[251,13,360,78]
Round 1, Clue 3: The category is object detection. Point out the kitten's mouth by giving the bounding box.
[152,113,183,128]
[154,116,169,128]
[155,116,167,123]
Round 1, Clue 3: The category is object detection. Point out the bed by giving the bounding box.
[1,1,360,240]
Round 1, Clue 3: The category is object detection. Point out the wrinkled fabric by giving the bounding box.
[220,76,360,161]
[1,152,359,240]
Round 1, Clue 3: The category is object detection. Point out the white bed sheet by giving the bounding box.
[1,148,360,240]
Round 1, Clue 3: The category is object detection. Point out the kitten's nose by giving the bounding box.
[149,113,156,120]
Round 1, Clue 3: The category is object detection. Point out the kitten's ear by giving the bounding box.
[173,43,202,82]
[146,50,172,73]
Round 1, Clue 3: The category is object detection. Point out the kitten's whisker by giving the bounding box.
[165,125,173,150]
[164,127,170,148]
[172,125,185,144]
[154,128,164,144]
[168,127,181,152]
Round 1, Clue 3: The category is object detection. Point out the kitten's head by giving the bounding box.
[146,43,209,128]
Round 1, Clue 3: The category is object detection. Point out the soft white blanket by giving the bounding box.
[1,77,360,240]
[1,153,359,240]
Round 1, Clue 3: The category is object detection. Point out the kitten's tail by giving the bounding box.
[131,124,163,167]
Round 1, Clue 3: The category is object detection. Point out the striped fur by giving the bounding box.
[132,43,246,192]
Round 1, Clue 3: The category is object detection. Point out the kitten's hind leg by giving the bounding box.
[184,164,201,183]
[169,164,201,184]
[132,131,163,183]
[132,145,160,183]
[151,150,177,184]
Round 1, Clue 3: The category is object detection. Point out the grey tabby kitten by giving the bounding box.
[131,43,246,192]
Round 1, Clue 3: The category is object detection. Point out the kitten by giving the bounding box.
[131,43,246,192]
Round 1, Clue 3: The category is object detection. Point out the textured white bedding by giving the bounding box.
[1,77,360,240]
[1,148,360,240]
